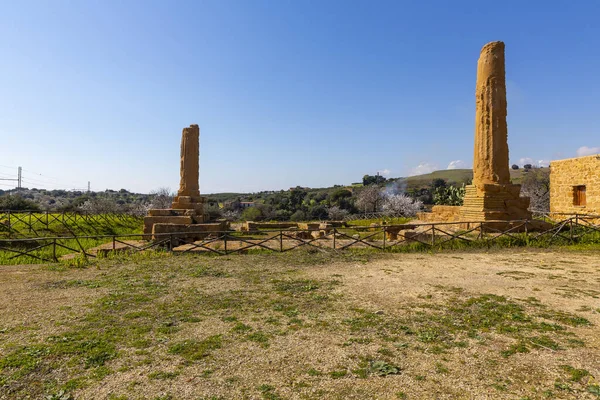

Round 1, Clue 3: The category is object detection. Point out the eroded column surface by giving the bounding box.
[473,41,510,187]
[178,124,200,197]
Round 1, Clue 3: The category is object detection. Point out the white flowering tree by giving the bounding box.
[381,193,423,217]
[327,205,349,220]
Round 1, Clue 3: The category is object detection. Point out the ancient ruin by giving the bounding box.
[143,124,226,239]
[459,41,531,222]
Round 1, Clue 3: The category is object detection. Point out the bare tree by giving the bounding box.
[356,186,383,213]
[327,205,349,220]
[79,198,120,214]
[520,168,550,212]
[149,187,174,209]
[382,193,423,217]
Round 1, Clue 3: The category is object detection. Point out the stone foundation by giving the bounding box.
[152,221,229,242]
[460,184,531,221]
[243,222,298,232]
[417,206,462,223]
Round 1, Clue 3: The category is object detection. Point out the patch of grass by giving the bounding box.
[588,385,600,397]
[560,365,590,382]
[258,384,282,400]
[167,336,222,361]
[329,369,348,379]
[434,362,449,374]
[370,361,400,376]
[148,371,180,380]
[231,322,252,333]
[246,331,270,347]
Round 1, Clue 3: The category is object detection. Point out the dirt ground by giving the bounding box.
[0,248,599,399]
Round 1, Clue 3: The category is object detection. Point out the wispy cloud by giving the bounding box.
[377,169,391,177]
[517,157,549,167]
[447,160,468,170]
[409,162,439,176]
[576,146,600,157]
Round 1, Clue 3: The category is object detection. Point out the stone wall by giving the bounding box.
[550,155,600,216]
[417,205,462,222]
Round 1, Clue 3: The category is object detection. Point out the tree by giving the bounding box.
[308,205,328,220]
[356,186,383,213]
[381,194,423,217]
[290,189,307,211]
[327,206,349,220]
[0,195,41,211]
[290,210,307,222]
[511,164,519,170]
[362,174,386,186]
[431,178,446,189]
[520,168,550,212]
[241,206,262,221]
[149,187,173,209]
[523,164,533,171]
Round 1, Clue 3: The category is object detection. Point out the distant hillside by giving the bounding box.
[391,167,549,190]
[202,167,549,202]
[397,169,473,190]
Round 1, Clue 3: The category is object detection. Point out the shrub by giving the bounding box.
[241,206,262,221]
[433,185,466,206]
[290,210,307,222]
[0,195,41,211]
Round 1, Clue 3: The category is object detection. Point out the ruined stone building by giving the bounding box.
[550,154,600,215]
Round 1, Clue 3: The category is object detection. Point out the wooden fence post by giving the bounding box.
[279,230,283,252]
[333,228,336,250]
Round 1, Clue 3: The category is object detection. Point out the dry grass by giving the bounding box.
[0,248,599,399]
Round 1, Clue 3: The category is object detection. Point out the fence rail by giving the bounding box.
[1,214,599,264]
[0,210,142,239]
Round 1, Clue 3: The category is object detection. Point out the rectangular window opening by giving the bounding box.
[573,185,586,206]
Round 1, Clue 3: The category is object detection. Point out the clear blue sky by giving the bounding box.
[1,0,599,193]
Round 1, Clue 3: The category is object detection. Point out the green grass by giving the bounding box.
[0,212,142,239]
[0,213,143,265]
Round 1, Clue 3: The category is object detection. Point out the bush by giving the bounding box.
[433,185,466,206]
[511,164,519,170]
[290,210,307,222]
[0,195,41,211]
[241,207,262,221]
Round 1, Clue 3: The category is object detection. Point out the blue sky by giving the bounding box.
[1,0,599,193]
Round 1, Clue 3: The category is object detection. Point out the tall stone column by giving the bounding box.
[177,124,200,197]
[144,124,207,235]
[170,124,205,221]
[460,41,531,223]
[473,41,510,186]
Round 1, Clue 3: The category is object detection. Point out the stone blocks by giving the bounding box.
[143,215,193,235]
[550,155,600,217]
[152,221,229,242]
[460,184,531,221]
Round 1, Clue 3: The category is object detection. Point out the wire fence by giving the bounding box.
[1,214,599,264]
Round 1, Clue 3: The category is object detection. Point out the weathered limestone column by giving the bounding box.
[177,124,200,197]
[459,41,532,224]
[473,41,510,186]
